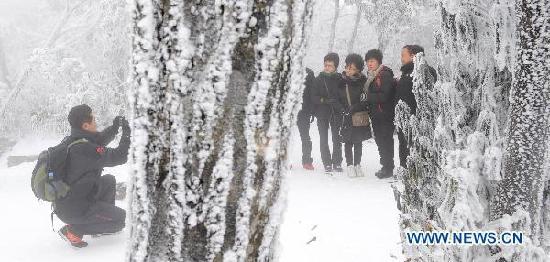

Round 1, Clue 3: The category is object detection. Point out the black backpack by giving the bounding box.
[31,137,88,202]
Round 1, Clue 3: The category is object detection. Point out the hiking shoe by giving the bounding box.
[59,225,88,248]
[324,165,333,173]
[354,165,365,177]
[303,163,314,171]
[333,165,343,173]
[346,165,357,177]
[375,168,393,179]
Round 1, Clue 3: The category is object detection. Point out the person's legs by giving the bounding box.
[353,142,365,177]
[70,202,126,236]
[317,118,332,168]
[95,174,116,204]
[372,120,384,165]
[397,128,409,168]
[344,142,353,166]
[372,119,395,177]
[297,110,313,165]
[330,115,343,168]
[353,142,363,166]
[379,121,395,170]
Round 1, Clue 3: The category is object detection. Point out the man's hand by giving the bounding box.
[113,116,124,128]
[121,117,131,136]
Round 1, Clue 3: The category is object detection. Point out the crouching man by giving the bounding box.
[55,104,130,248]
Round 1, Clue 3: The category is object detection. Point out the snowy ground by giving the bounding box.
[278,123,403,261]
[0,136,129,262]
[0,123,402,261]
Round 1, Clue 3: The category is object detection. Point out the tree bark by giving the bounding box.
[127,0,313,261]
[491,0,550,247]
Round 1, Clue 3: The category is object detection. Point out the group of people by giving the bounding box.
[50,46,435,249]
[297,45,436,178]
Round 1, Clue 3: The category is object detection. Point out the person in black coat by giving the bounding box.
[311,53,344,173]
[55,104,130,248]
[395,45,437,167]
[297,68,316,170]
[335,54,372,177]
[364,49,396,179]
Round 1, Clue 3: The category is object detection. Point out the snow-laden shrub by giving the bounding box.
[0,0,129,138]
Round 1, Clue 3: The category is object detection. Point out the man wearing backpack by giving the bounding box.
[55,104,130,248]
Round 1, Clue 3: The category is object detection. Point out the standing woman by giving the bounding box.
[364,49,396,179]
[311,53,344,173]
[337,54,372,177]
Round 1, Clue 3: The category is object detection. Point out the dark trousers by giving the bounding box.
[59,175,126,236]
[297,110,313,165]
[317,115,343,167]
[397,129,409,168]
[344,142,362,166]
[372,119,395,170]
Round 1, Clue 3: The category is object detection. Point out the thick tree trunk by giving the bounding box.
[490,0,550,256]
[127,1,313,261]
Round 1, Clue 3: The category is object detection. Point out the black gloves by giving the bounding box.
[113,116,124,128]
[121,117,131,136]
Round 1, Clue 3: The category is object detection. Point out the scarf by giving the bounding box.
[319,71,338,78]
[342,71,364,82]
[364,65,384,91]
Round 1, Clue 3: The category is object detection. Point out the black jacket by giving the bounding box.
[55,125,130,217]
[336,72,372,143]
[395,62,437,115]
[366,66,396,122]
[301,68,316,114]
[311,72,343,120]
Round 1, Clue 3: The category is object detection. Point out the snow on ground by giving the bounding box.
[278,123,403,261]
[0,123,402,261]
[0,135,129,262]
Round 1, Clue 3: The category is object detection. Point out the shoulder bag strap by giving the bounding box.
[345,84,352,107]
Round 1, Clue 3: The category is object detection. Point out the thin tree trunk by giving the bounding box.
[127,0,313,261]
[347,7,361,53]
[0,36,13,92]
[328,0,340,52]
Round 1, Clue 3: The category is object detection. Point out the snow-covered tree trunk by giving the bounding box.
[127,1,313,261]
[490,0,550,260]
[328,0,340,52]
[347,7,361,53]
[0,36,12,92]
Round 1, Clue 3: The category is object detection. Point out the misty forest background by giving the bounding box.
[0,0,549,261]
